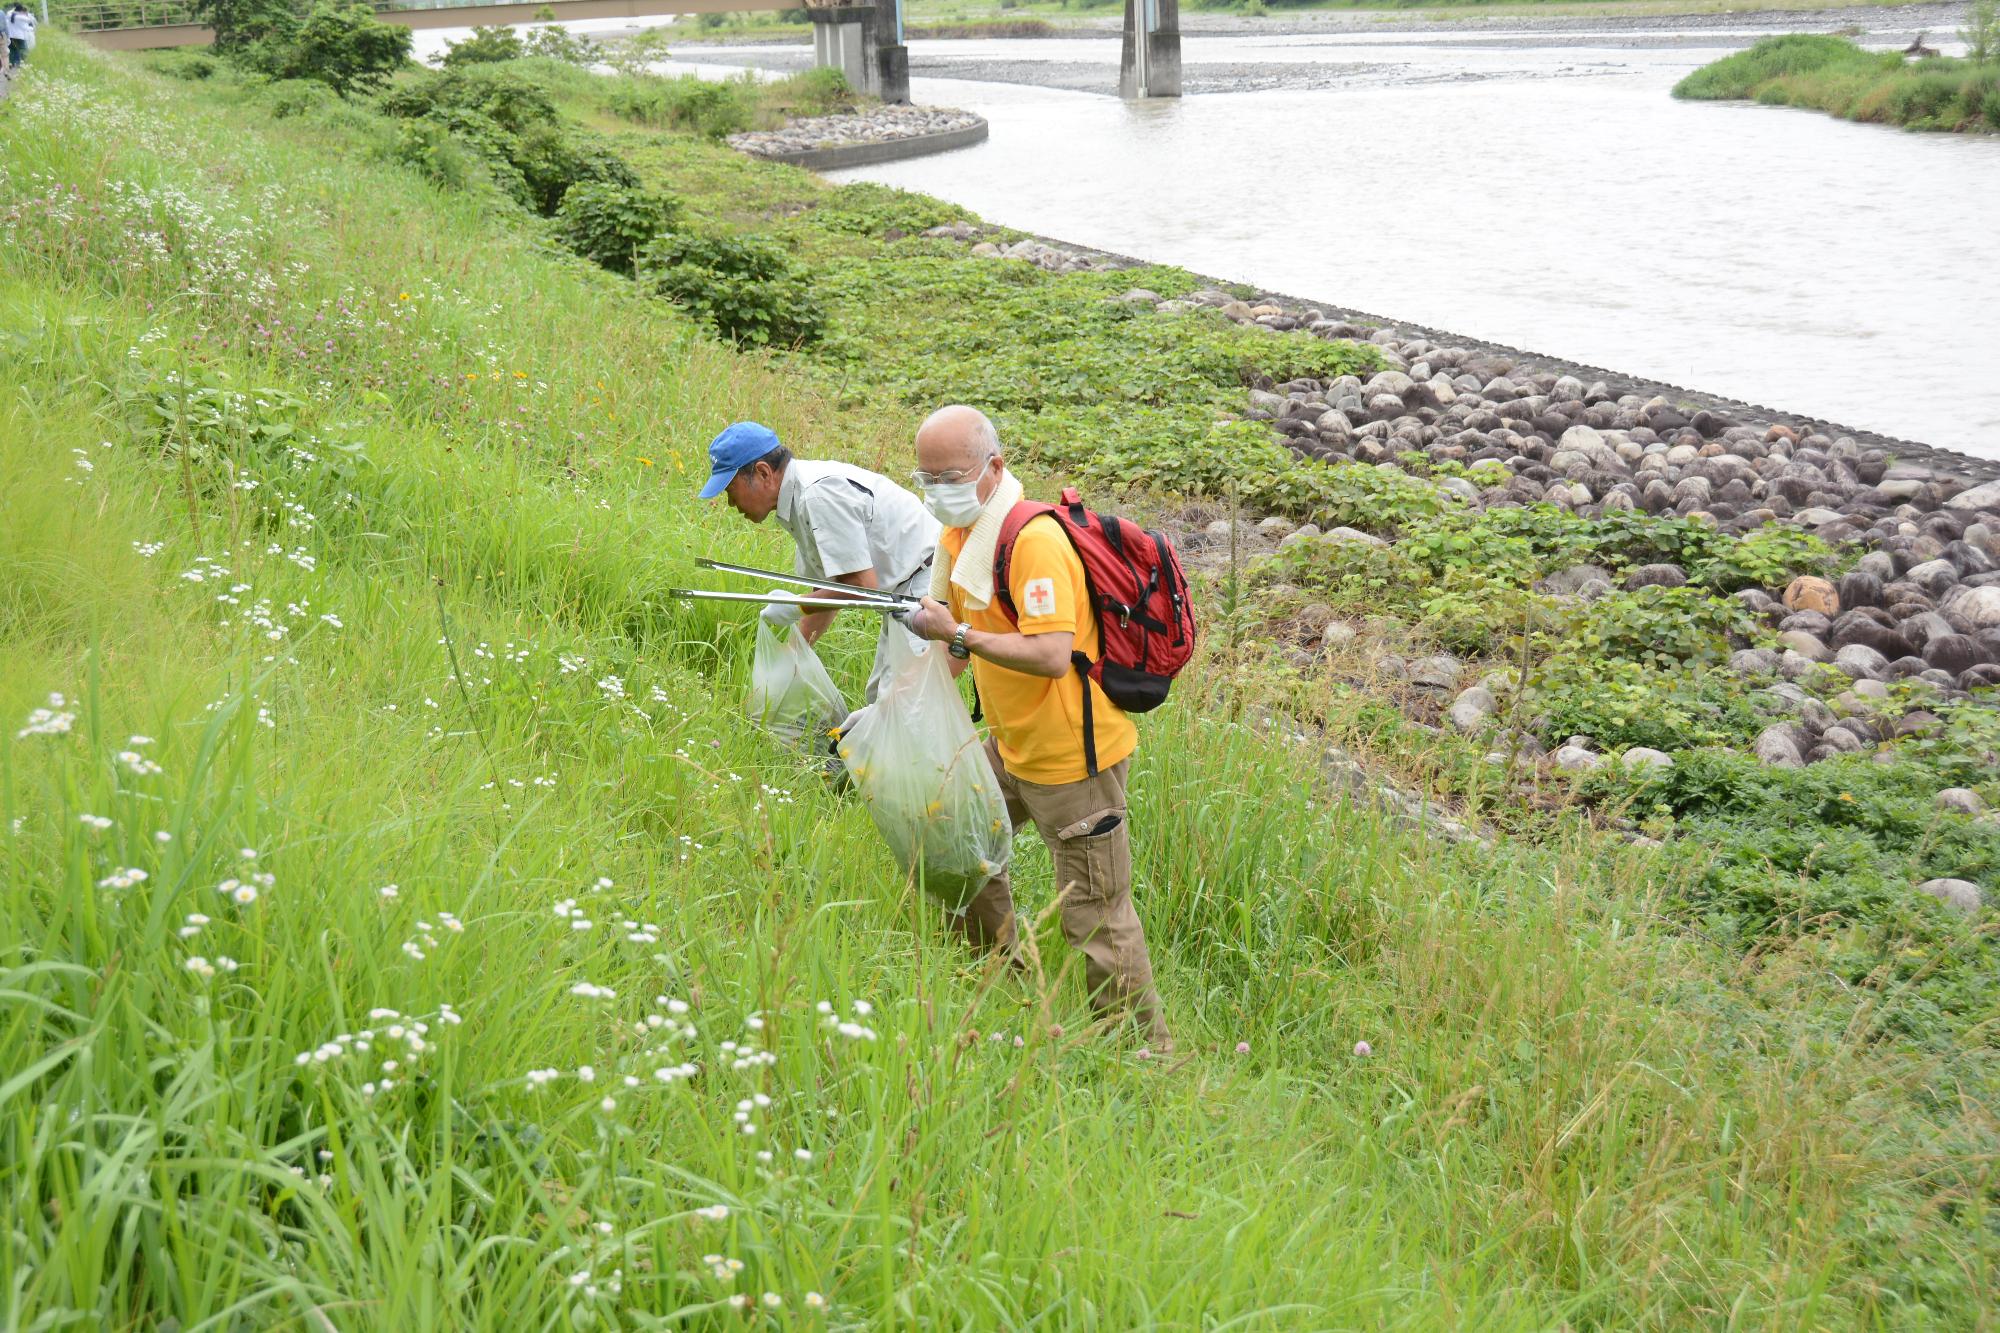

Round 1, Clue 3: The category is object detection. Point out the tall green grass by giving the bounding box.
[1676,34,2000,132]
[1,34,1996,1328]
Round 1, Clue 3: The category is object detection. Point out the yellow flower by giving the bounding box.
[398,292,410,301]
[637,457,654,467]
[514,371,528,380]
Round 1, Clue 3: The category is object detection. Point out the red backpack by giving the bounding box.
[988,488,1198,774]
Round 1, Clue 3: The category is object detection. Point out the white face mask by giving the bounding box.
[922,480,986,528]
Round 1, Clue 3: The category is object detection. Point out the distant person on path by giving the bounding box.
[904,405,1171,1051]
[699,420,940,707]
[6,4,35,73]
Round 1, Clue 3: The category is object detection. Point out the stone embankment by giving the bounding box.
[921,220,2000,794]
[728,106,986,168]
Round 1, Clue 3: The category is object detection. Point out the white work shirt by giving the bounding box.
[773,460,938,590]
[7,10,35,40]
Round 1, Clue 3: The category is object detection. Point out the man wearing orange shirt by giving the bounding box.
[904,405,1169,1050]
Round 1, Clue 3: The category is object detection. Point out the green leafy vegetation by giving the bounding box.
[641,229,828,346]
[1,32,1994,1328]
[555,181,683,275]
[1675,33,2000,132]
[438,23,525,67]
[377,65,641,214]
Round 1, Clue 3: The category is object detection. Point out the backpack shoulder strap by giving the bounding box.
[991,500,1058,623]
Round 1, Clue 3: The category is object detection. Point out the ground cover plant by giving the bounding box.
[3,32,1998,1329]
[1675,32,2000,132]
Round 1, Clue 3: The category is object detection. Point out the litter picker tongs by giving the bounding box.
[670,557,921,618]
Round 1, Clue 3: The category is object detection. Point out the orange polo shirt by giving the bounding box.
[943,515,1137,785]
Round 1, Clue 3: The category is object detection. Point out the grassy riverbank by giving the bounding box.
[1676,33,2000,130]
[3,32,1997,1328]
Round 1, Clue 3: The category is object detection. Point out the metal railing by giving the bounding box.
[49,0,636,32]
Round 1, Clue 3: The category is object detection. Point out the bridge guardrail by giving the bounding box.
[49,0,586,32]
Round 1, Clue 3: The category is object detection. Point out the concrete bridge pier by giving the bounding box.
[1119,0,1180,99]
[809,2,910,104]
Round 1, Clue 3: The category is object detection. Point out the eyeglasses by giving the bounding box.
[909,456,994,489]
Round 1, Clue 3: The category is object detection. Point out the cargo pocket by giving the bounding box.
[1053,807,1130,905]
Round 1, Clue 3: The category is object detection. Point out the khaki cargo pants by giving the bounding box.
[955,737,1169,1046]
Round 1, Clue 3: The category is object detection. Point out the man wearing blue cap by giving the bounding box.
[700,421,940,705]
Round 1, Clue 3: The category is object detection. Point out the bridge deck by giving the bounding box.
[68,0,794,50]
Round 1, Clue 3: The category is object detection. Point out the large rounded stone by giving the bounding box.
[1625,563,1688,590]
[1780,613,1834,643]
[1753,725,1805,767]
[1730,648,1780,676]
[1901,610,1956,647]
[1905,559,1962,597]
[1541,564,1616,599]
[1775,630,1829,660]
[1943,480,2000,512]
[1832,644,1891,680]
[1893,709,1943,737]
[1552,743,1601,773]
[1959,664,2000,690]
[1782,575,1839,616]
[1829,610,1915,660]
[1620,746,1674,773]
[1445,685,1498,732]
[1935,788,1986,814]
[1408,654,1464,691]
[1925,634,1983,675]
[1917,878,1985,918]
[1837,571,1884,609]
[1779,650,1826,681]
[1947,585,2000,630]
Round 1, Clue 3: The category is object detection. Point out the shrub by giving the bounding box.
[257,2,413,97]
[556,183,683,274]
[440,25,525,68]
[389,116,505,196]
[378,67,559,134]
[1964,0,1999,65]
[641,231,825,346]
[376,69,634,214]
[513,126,641,215]
[523,23,592,64]
[190,0,296,53]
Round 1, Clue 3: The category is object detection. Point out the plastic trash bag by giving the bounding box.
[837,644,1011,913]
[746,621,846,748]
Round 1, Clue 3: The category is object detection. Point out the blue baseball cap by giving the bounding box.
[699,421,782,500]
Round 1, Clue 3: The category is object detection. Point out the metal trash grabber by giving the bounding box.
[669,588,915,616]
[693,557,920,608]
[672,558,921,620]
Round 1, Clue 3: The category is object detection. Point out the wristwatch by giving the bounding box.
[948,623,973,660]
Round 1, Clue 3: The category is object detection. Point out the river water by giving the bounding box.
[410,19,2000,458]
[707,28,2000,460]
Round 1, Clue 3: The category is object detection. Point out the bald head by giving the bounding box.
[915,404,1002,479]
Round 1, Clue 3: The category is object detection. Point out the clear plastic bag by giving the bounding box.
[837,644,1011,913]
[746,621,846,748]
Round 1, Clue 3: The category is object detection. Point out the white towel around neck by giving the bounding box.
[929,469,1025,612]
